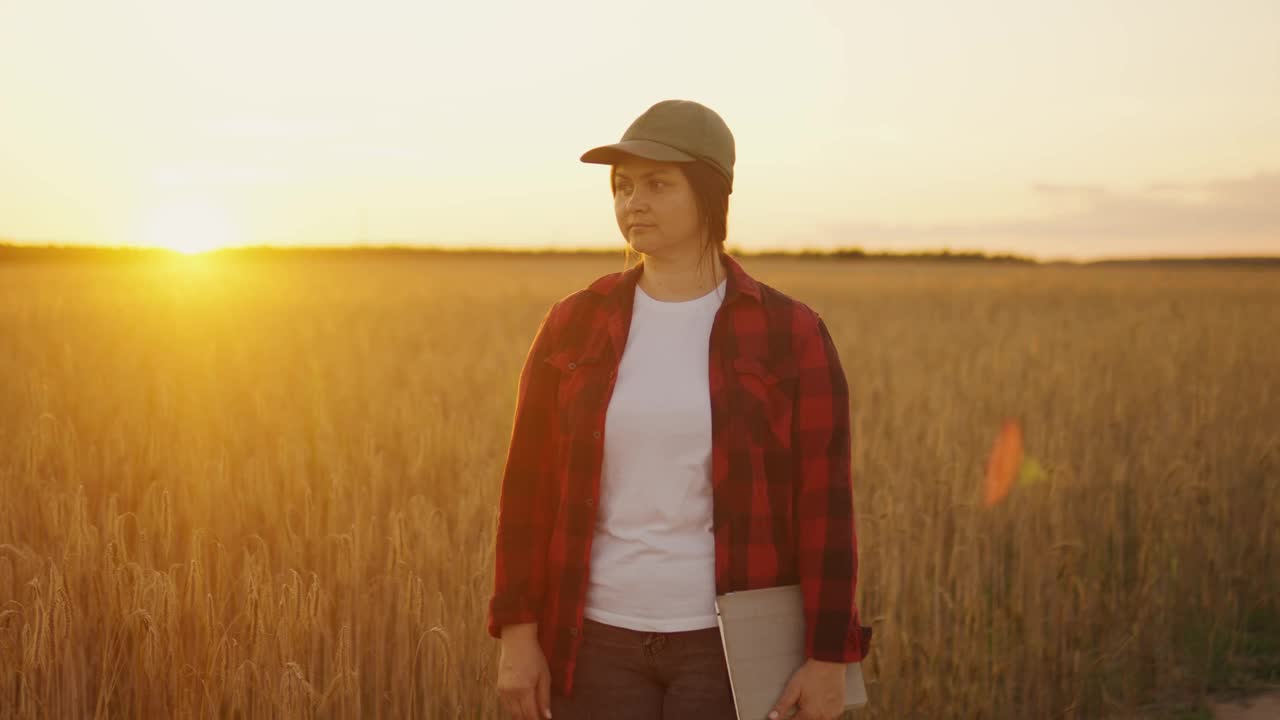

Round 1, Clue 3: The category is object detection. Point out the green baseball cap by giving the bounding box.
[580,99,736,193]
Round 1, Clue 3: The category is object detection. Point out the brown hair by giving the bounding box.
[610,159,731,286]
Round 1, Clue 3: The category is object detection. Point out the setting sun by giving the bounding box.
[2,2,1275,260]
[142,199,239,254]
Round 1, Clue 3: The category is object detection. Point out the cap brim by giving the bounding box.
[579,139,697,165]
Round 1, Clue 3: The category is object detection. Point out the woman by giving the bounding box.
[488,99,871,720]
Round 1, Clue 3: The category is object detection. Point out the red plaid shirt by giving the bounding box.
[487,250,871,696]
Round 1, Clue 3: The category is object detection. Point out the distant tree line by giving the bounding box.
[1,241,1276,266]
[738,247,1035,263]
[0,242,1038,264]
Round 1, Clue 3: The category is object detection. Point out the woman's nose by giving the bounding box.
[624,188,648,212]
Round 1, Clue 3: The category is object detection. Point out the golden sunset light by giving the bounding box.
[1,0,1277,260]
[2,4,1279,718]
[142,198,240,255]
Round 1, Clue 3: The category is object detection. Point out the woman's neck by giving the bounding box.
[636,247,726,302]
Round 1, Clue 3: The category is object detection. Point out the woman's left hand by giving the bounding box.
[768,658,846,720]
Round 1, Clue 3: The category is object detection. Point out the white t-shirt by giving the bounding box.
[583,276,728,632]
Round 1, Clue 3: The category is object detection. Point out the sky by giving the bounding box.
[1,0,1277,261]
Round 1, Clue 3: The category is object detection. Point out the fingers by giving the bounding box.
[536,665,552,718]
[499,693,521,720]
[795,703,834,720]
[768,678,801,719]
[500,688,539,720]
[518,689,542,720]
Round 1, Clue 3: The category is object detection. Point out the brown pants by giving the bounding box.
[550,618,738,720]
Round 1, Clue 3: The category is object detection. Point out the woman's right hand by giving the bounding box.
[497,623,552,720]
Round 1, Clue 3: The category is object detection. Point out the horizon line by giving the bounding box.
[2,240,1278,266]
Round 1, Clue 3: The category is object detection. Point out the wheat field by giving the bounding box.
[0,254,1276,719]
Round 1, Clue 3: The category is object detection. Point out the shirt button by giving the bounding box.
[585,498,594,507]
[592,430,601,439]
[568,627,579,637]
[567,362,577,370]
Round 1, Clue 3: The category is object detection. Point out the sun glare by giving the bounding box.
[143,199,239,254]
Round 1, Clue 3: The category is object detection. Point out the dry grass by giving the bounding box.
[0,254,1276,719]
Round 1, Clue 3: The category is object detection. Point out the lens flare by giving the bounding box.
[1018,456,1047,487]
[984,419,1024,507]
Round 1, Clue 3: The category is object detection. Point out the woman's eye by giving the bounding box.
[649,180,664,190]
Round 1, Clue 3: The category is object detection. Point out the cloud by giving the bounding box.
[823,171,1280,257]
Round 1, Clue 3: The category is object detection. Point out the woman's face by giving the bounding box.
[612,156,702,256]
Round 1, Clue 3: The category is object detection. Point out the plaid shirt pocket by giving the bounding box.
[731,355,799,449]
[544,349,611,431]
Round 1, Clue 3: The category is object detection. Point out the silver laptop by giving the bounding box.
[715,585,868,720]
